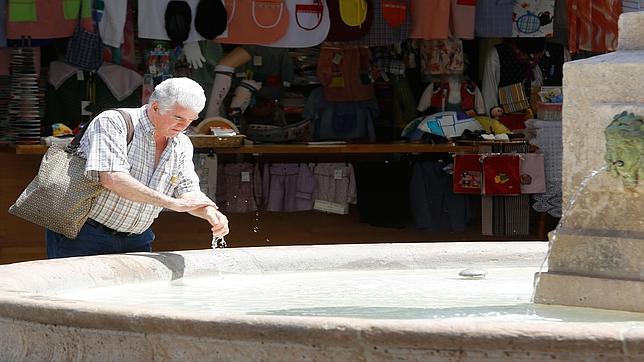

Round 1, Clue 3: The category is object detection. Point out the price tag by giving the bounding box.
[253,56,263,66]
[334,169,343,180]
[76,70,84,81]
[332,52,343,64]
[241,171,250,182]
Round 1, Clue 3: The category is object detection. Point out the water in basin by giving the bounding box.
[56,267,644,324]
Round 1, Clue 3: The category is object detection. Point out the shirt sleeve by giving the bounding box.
[482,48,501,115]
[173,137,201,197]
[81,110,131,181]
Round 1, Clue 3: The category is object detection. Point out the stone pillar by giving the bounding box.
[533,12,644,312]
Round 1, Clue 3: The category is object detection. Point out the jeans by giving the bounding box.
[46,221,155,259]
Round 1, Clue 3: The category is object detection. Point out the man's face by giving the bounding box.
[151,102,199,138]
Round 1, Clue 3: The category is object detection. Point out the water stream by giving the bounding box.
[531,164,609,302]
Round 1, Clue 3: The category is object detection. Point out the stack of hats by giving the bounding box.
[9,46,41,145]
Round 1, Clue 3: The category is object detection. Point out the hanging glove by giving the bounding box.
[183,41,206,69]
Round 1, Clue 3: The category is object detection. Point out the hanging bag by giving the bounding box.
[65,0,104,71]
[9,110,134,239]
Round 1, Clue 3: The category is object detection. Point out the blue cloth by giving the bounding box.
[475,0,514,38]
[46,221,155,259]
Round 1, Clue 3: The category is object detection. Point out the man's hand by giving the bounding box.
[204,206,229,237]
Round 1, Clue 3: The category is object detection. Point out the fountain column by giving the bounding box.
[533,12,644,313]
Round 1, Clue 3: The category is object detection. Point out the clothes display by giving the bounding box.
[8,0,624,248]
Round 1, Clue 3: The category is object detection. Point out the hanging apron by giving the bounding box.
[270,0,330,47]
[325,0,373,41]
[217,0,289,44]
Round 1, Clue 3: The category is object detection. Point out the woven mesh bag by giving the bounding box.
[9,145,103,239]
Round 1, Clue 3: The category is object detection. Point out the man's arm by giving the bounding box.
[99,171,215,213]
[179,191,229,237]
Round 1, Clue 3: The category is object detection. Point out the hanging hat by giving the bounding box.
[194,0,228,39]
[165,1,192,44]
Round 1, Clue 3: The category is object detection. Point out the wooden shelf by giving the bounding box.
[204,143,479,154]
[5,142,480,156]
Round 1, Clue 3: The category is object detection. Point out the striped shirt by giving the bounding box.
[79,105,200,234]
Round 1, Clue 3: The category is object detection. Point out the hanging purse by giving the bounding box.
[9,110,134,239]
[65,0,104,71]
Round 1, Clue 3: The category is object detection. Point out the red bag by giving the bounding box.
[482,155,521,195]
[453,154,481,194]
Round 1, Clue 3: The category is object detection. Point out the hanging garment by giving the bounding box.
[482,154,521,195]
[567,0,621,53]
[512,0,556,37]
[239,45,295,101]
[418,38,464,75]
[453,154,482,194]
[475,0,514,37]
[269,0,331,47]
[312,163,357,215]
[7,0,93,39]
[217,0,290,44]
[348,0,411,46]
[303,87,379,142]
[325,0,373,41]
[519,153,546,194]
[451,0,476,40]
[409,160,470,232]
[217,163,262,213]
[193,154,218,201]
[262,163,315,212]
[408,0,450,40]
[98,0,127,47]
[316,46,375,102]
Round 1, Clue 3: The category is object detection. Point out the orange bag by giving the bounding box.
[218,0,290,44]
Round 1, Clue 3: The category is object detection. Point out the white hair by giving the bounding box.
[148,77,206,114]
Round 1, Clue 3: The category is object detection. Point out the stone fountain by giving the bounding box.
[533,12,644,313]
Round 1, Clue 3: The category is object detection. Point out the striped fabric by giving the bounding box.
[498,82,530,113]
[79,106,200,233]
[623,0,642,12]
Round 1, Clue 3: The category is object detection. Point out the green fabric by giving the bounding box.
[63,0,91,20]
[9,0,37,22]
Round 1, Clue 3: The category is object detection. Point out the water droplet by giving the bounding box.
[265,238,270,243]
[253,227,259,233]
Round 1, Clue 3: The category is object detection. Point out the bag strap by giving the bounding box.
[67,109,135,152]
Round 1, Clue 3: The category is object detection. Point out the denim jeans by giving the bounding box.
[46,221,155,259]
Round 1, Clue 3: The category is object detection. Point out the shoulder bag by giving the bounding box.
[9,110,134,239]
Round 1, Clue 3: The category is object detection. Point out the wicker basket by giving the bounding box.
[188,134,245,148]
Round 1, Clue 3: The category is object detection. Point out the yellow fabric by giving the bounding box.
[339,0,367,27]
[9,0,37,22]
[475,116,512,135]
[51,123,74,137]
[62,0,91,20]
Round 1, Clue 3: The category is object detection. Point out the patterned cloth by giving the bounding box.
[568,0,622,53]
[79,106,201,233]
[512,0,556,38]
[349,0,411,46]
